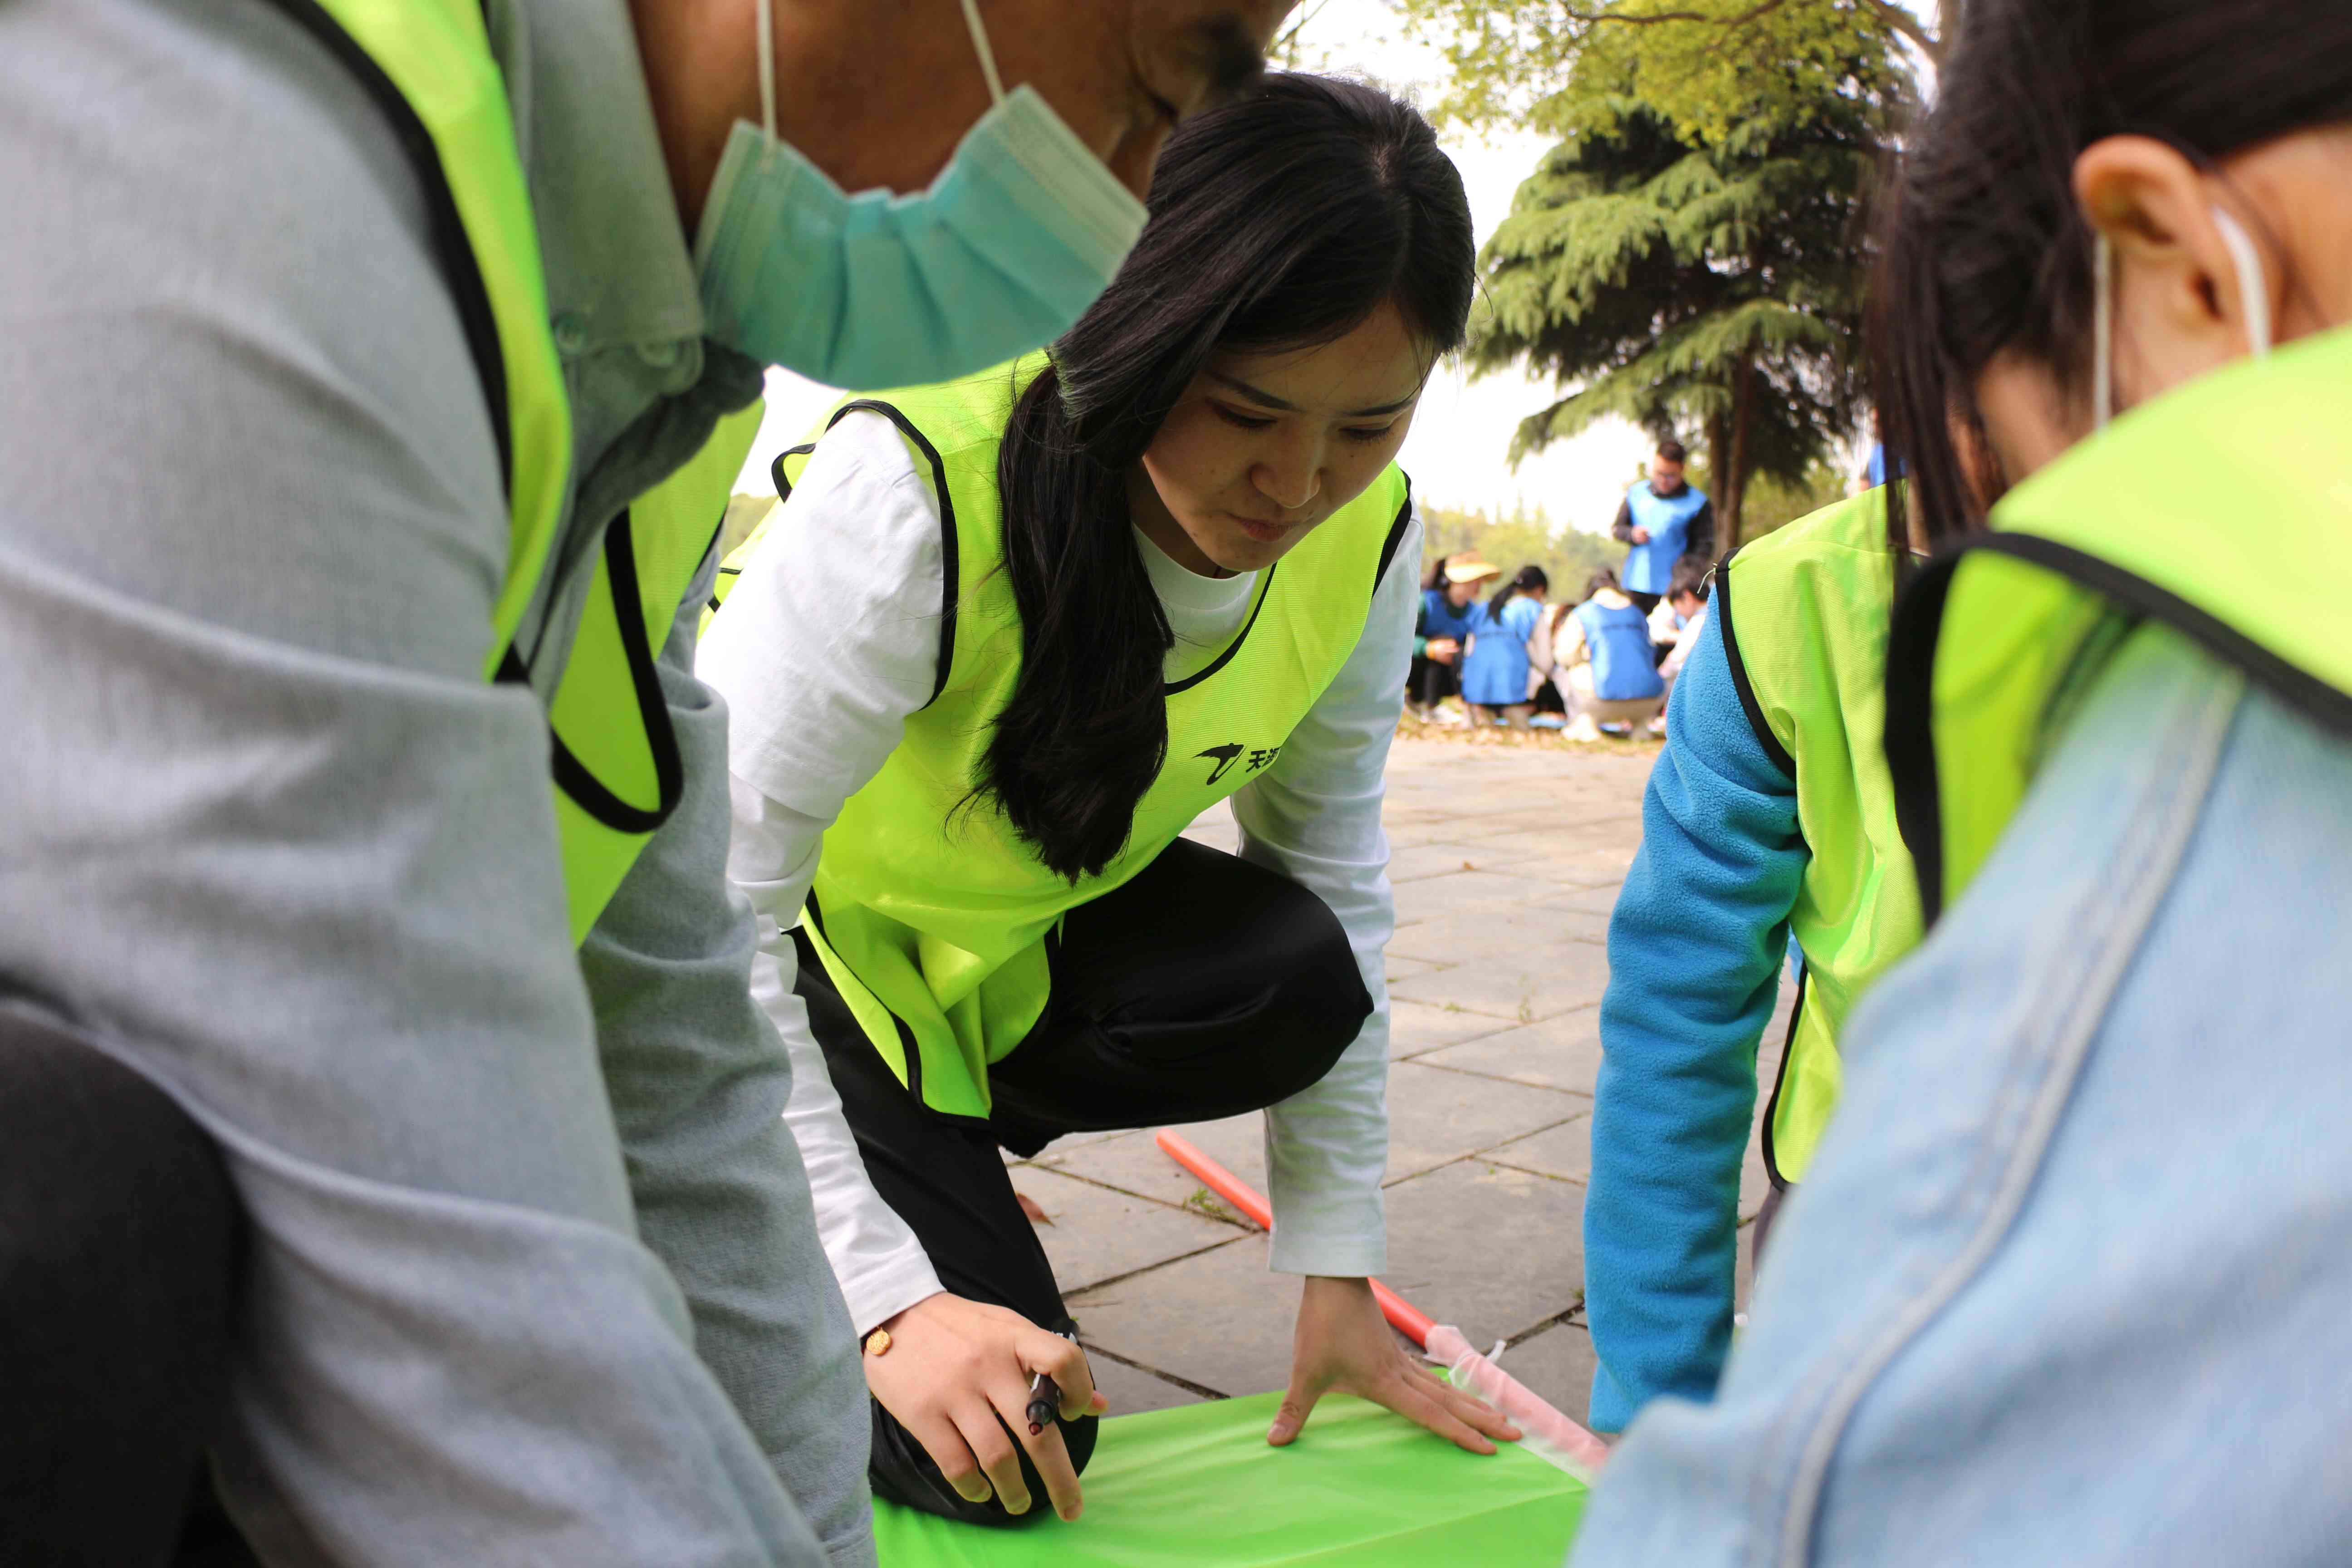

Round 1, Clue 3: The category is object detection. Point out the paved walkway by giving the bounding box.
[1011,734,1792,1428]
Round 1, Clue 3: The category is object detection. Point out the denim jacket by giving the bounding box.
[1570,624,2352,1566]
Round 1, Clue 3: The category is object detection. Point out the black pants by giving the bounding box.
[0,1011,248,1567]
[797,838,1371,1525]
[1623,588,1662,615]
[1406,653,1459,707]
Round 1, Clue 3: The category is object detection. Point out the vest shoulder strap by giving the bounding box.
[267,0,571,677]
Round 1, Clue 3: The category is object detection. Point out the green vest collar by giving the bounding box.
[1888,322,2352,921]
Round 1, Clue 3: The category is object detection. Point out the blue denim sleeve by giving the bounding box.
[1585,606,1804,1433]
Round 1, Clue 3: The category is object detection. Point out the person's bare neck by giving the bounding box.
[626,0,986,240]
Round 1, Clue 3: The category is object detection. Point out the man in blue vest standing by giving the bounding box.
[1611,439,1718,614]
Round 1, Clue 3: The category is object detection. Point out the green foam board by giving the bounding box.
[873,1390,1587,1566]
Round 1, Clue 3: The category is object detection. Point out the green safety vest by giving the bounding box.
[705,361,1414,1119]
[1887,323,2352,924]
[1715,488,1921,1184]
[285,0,762,942]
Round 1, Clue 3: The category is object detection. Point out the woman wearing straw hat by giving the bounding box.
[1409,551,1501,722]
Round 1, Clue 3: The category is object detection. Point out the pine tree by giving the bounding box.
[1471,52,1899,543]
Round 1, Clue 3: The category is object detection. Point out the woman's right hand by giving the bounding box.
[863,1292,1107,1520]
[1426,637,1460,665]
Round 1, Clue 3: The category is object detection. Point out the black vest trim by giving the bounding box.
[545,512,684,836]
[255,0,510,502]
[1712,549,1798,780]
[1374,475,1415,594]
[1888,530,2352,929]
[768,441,820,505]
[821,401,960,710]
[1757,961,1809,1190]
[1981,533,2352,743]
[1162,564,1281,697]
[709,441,823,613]
[1881,546,1958,924]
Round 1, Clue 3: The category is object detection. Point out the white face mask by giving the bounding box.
[2094,206,2273,430]
[694,0,1150,390]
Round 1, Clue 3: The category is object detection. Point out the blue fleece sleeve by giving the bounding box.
[1584,606,1804,1434]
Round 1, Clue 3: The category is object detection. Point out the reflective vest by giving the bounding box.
[1887,323,2352,924]
[1622,481,1710,594]
[705,361,1413,1119]
[1573,598,1663,702]
[294,0,763,942]
[1716,488,1920,1184]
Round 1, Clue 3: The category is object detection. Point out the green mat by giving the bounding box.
[871,1391,1587,1566]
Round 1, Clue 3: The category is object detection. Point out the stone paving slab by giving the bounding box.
[1034,1059,1587,1204]
[1386,942,1612,1024]
[1020,1166,1249,1295]
[1038,1118,1266,1215]
[1485,1114,1593,1186]
[1414,1006,1604,1094]
[1392,867,1581,926]
[1382,1062,1588,1186]
[1376,1158,1587,1343]
[1533,883,1627,918]
[1085,1346,1212,1416]
[1066,1236,1291,1399]
[1388,997,1515,1058]
[1387,907,1608,966]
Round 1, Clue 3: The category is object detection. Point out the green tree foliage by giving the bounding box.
[1431,6,1910,545]
[1395,0,1937,144]
[1720,461,1851,540]
[1420,504,1623,600]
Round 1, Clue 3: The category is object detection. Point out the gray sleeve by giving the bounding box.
[0,0,828,1560]
[581,560,877,1568]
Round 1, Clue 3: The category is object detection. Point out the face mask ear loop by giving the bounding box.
[958,0,1008,106]
[2093,231,2115,431]
[2210,207,2274,358]
[755,0,778,145]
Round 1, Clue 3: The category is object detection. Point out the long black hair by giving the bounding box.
[1868,0,2352,553]
[1487,565,1548,619]
[983,75,1475,881]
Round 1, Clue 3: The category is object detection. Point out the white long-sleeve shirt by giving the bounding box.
[697,411,1419,1335]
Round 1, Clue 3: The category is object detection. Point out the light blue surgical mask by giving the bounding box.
[694,0,1150,390]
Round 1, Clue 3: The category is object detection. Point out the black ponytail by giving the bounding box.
[982,75,1475,881]
[1486,564,1548,619]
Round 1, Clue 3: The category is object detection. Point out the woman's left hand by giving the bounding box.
[1266,1276,1522,1453]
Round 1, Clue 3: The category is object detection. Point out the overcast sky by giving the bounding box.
[732,0,1935,534]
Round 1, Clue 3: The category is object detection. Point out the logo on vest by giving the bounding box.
[1197,743,1283,785]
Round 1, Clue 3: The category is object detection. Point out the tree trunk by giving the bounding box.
[1722,356,1754,549]
[1704,406,1730,549]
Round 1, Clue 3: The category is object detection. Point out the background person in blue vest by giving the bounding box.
[1610,440,1717,614]
[1570,3,2352,1563]
[1646,553,1712,663]
[1409,551,1500,720]
[1460,565,1550,728]
[1553,571,1667,740]
[700,77,1516,1534]
[0,0,1290,1563]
